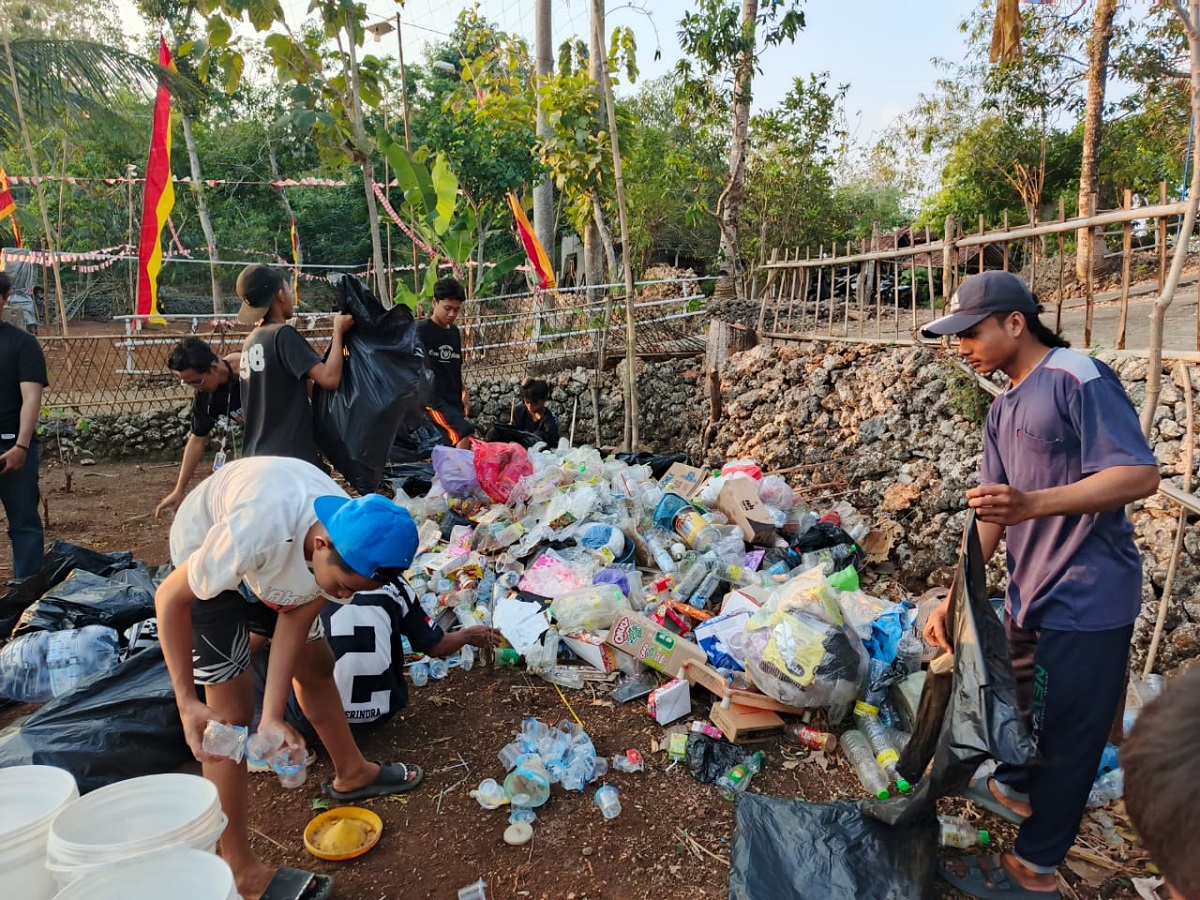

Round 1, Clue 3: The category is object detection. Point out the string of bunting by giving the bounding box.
[0,174,408,188]
[372,182,440,259]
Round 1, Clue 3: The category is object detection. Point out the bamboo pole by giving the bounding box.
[1118,188,1133,350]
[772,246,787,332]
[892,229,901,339]
[842,242,851,335]
[1057,198,1066,334]
[1157,180,1168,296]
[978,214,986,275]
[1002,210,1010,272]
[941,216,956,318]
[756,247,778,333]
[1084,191,1097,347]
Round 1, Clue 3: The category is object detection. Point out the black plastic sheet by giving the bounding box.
[313,273,434,494]
[615,452,691,479]
[728,796,937,900]
[0,645,189,793]
[12,567,156,639]
[685,732,751,784]
[0,541,137,641]
[864,511,1038,825]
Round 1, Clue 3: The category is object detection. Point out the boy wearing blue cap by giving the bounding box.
[155,455,421,900]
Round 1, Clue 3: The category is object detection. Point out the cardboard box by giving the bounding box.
[719,586,769,616]
[607,612,707,678]
[562,632,620,674]
[717,477,776,544]
[681,660,807,715]
[658,463,709,501]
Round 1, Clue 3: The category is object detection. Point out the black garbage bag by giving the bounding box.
[0,645,189,793]
[313,273,434,494]
[728,796,937,900]
[685,732,750,784]
[863,511,1037,826]
[11,567,156,639]
[0,541,136,641]
[390,418,447,463]
[615,452,691,479]
[385,461,436,498]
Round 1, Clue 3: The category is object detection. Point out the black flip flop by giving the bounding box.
[323,761,424,801]
[261,866,334,900]
[938,853,1059,900]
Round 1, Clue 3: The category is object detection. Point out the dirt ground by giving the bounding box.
[0,460,1151,899]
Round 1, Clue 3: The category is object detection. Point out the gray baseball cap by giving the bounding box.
[921,271,1038,337]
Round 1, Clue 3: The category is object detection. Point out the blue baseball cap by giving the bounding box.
[313,494,419,580]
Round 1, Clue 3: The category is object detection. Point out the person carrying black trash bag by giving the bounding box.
[921,270,1159,899]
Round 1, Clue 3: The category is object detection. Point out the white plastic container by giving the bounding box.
[50,848,239,900]
[45,774,226,890]
[0,765,80,900]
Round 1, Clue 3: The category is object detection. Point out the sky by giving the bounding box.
[115,0,976,142]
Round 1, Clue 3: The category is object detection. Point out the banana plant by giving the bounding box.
[379,130,522,300]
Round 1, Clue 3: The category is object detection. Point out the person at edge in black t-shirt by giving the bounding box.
[234,264,353,467]
[417,277,475,449]
[0,271,48,579]
[155,337,244,518]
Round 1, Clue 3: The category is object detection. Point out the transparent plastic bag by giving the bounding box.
[552,584,630,635]
[431,445,479,498]
[758,475,798,510]
[837,590,894,642]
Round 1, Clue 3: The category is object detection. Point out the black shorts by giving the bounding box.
[426,404,476,446]
[191,589,324,686]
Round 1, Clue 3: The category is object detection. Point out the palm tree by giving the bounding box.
[0,35,198,333]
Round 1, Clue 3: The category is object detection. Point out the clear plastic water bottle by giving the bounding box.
[670,559,708,602]
[716,751,765,800]
[643,531,677,573]
[0,625,120,702]
[855,704,911,792]
[1087,768,1124,808]
[841,729,891,800]
[459,644,476,672]
[939,814,990,848]
[689,570,723,610]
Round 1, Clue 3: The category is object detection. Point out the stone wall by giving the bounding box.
[49,335,1199,673]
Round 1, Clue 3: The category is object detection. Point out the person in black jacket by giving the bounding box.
[511,379,560,447]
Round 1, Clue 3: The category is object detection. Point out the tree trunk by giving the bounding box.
[595,9,639,451]
[592,194,619,284]
[179,112,223,316]
[1143,0,1200,438]
[1076,0,1117,281]
[584,0,606,296]
[344,33,387,300]
[715,0,758,302]
[266,142,301,269]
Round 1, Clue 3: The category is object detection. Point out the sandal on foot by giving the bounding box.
[260,866,334,900]
[961,778,1029,825]
[938,853,1059,900]
[323,762,424,801]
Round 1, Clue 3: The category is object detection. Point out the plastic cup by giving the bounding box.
[429,658,449,681]
[409,659,429,687]
[470,779,506,810]
[457,878,488,900]
[202,721,247,763]
[497,741,524,772]
[273,748,307,790]
[594,785,621,819]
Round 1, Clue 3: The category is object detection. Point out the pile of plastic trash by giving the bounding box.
[392,438,947,803]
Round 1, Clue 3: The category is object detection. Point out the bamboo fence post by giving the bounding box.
[842,242,852,335]
[1158,180,1168,295]
[871,223,881,339]
[1002,210,1010,272]
[800,248,810,331]
[772,247,787,332]
[893,228,901,339]
[815,244,824,331]
[941,215,956,318]
[1118,188,1133,350]
[1084,191,1098,348]
[756,247,777,333]
[786,246,800,331]
[978,214,986,275]
[1057,198,1066,333]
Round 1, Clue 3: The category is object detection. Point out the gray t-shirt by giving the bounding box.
[980,348,1157,631]
[239,323,322,467]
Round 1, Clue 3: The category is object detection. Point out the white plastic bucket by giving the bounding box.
[45,774,226,890]
[0,765,80,900]
[50,848,239,900]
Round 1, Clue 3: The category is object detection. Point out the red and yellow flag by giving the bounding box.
[290,217,300,306]
[135,36,176,325]
[0,169,20,247]
[506,191,555,290]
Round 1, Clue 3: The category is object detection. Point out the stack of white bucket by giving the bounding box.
[0,766,237,900]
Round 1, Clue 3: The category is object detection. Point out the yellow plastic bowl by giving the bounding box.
[303,807,383,861]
